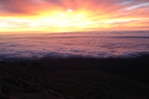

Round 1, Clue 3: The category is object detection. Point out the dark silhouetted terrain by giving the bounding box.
[1,55,149,99]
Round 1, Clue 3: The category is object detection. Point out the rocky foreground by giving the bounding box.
[0,61,149,99]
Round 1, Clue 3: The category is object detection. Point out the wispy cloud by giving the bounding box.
[0,0,149,32]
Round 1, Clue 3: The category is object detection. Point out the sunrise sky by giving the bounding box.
[0,0,149,33]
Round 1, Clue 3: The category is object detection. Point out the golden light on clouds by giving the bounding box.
[0,0,149,33]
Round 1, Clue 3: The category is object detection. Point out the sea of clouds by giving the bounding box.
[0,31,149,61]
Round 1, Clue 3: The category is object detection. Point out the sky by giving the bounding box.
[0,0,149,33]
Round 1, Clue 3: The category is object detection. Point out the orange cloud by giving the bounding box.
[0,0,149,33]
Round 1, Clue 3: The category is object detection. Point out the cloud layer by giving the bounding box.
[0,31,149,60]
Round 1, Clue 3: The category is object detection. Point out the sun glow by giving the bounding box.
[0,0,149,33]
[67,9,73,12]
[0,9,93,33]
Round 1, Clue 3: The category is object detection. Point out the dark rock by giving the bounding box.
[66,96,75,99]
[0,80,24,94]
[0,72,11,80]
[20,62,26,66]
[10,90,66,99]
[48,89,65,98]
[0,61,6,64]
[0,93,9,99]
[0,82,2,93]
[24,87,41,93]
[17,79,33,87]
[32,62,42,69]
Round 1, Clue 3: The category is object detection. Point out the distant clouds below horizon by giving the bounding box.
[0,0,149,33]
